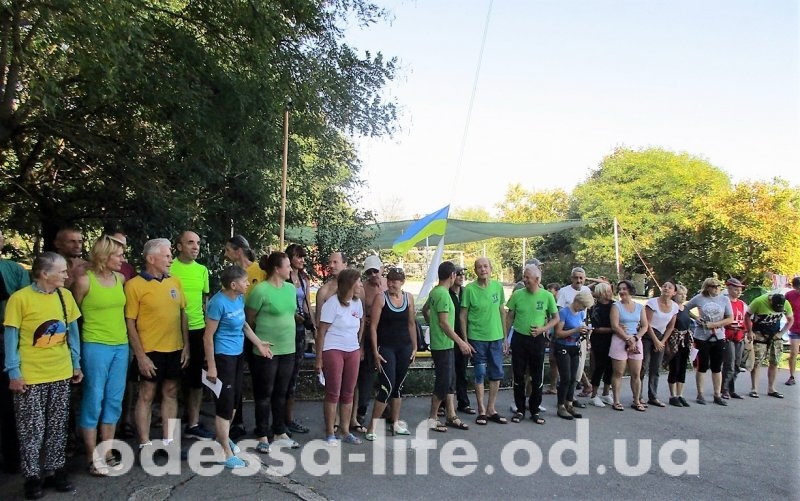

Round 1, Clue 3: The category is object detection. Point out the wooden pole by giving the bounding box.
[279,102,291,249]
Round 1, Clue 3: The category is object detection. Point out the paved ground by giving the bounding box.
[1,369,798,500]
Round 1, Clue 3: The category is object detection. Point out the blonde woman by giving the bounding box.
[72,236,128,476]
[684,278,733,405]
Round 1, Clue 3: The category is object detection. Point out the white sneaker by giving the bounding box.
[538,405,546,412]
[509,404,518,413]
[589,396,605,407]
[600,394,614,405]
[273,437,300,449]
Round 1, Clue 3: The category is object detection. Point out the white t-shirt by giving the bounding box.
[645,297,679,334]
[320,295,363,352]
[556,285,591,308]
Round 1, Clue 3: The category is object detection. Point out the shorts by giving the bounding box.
[788,333,800,341]
[609,335,643,361]
[753,341,782,367]
[696,339,725,373]
[183,328,206,389]
[214,353,244,421]
[431,349,455,400]
[133,350,183,383]
[469,339,505,382]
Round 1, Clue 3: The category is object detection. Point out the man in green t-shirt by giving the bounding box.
[459,257,507,425]
[426,261,474,432]
[746,292,794,398]
[170,230,212,440]
[505,264,559,424]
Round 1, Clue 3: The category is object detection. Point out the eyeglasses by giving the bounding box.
[708,284,720,289]
[456,273,465,277]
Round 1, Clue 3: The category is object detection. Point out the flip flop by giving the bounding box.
[488,413,508,424]
[475,415,488,425]
[767,391,784,399]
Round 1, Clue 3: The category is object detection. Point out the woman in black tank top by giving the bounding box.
[364,268,417,440]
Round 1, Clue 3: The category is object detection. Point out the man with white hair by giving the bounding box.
[125,238,189,456]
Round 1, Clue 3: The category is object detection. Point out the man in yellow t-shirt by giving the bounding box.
[125,238,189,450]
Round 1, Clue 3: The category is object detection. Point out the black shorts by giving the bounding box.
[432,348,455,400]
[214,354,244,421]
[183,328,206,389]
[696,339,725,374]
[133,350,183,383]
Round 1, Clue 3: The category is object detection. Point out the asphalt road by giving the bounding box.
[1,369,797,500]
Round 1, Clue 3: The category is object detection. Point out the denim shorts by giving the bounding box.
[469,339,505,381]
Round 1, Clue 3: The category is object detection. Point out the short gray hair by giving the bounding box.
[143,238,171,258]
[523,264,541,278]
[571,266,586,276]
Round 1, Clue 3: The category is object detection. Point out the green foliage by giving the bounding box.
[0,0,397,260]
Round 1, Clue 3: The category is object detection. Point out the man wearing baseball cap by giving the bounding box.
[746,291,794,398]
[722,278,747,399]
[354,255,386,428]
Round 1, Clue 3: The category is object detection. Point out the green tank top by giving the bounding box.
[81,270,127,345]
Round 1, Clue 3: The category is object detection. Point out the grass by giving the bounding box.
[778,350,800,370]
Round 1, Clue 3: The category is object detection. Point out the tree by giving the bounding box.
[571,147,731,283]
[0,0,397,260]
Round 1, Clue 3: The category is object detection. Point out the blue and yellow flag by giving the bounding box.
[392,205,450,255]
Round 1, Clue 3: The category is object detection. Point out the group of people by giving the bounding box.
[1,227,797,499]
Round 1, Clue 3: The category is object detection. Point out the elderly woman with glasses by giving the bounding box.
[684,278,733,406]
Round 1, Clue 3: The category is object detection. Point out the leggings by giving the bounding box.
[510,332,545,416]
[554,344,581,405]
[668,345,690,384]
[14,379,70,478]
[376,343,413,403]
[251,353,295,438]
[322,349,360,405]
[286,329,306,400]
[356,336,375,417]
[589,332,613,387]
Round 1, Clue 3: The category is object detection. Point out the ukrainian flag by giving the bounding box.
[392,205,450,255]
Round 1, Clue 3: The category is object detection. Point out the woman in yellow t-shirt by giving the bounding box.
[3,252,83,499]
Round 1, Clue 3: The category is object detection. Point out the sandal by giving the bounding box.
[543,388,557,395]
[342,433,362,445]
[364,432,377,442]
[530,414,546,425]
[457,406,477,415]
[511,412,524,423]
[446,417,470,430]
[749,391,759,398]
[611,403,624,411]
[352,425,368,434]
[475,415,488,425]
[631,402,646,412]
[392,423,411,435]
[428,419,448,433]
[88,458,109,477]
[488,413,508,424]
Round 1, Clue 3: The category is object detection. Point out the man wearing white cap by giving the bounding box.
[354,255,387,428]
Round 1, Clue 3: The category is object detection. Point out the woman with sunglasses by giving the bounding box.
[609,280,648,411]
[684,278,733,405]
[72,235,128,476]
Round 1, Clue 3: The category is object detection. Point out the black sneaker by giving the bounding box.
[678,396,690,407]
[669,396,682,407]
[287,420,310,434]
[24,477,43,500]
[713,396,728,406]
[43,468,73,492]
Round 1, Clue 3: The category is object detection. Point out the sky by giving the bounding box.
[343,0,800,220]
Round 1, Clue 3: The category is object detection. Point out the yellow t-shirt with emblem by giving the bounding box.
[4,286,81,384]
[246,261,266,299]
[124,275,186,353]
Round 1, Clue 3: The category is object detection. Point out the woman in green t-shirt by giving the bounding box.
[245,252,299,453]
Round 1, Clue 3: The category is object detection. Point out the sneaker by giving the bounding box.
[713,396,728,406]
[538,405,547,412]
[223,456,247,469]
[325,435,339,447]
[228,438,241,454]
[786,376,796,386]
[600,394,614,406]
[272,436,300,449]
[738,367,747,372]
[695,396,707,405]
[509,404,518,413]
[678,396,690,407]
[721,391,730,400]
[730,392,744,399]
[42,469,73,492]
[23,476,43,500]
[184,424,214,441]
[669,396,682,407]
[287,420,310,434]
[572,400,587,409]
[589,396,605,407]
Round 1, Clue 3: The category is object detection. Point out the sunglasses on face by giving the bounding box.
[366,269,380,275]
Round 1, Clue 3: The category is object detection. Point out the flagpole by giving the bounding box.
[614,217,621,280]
